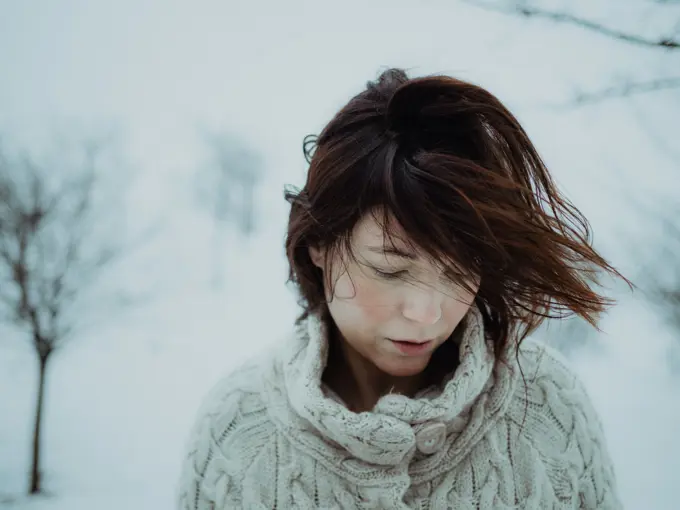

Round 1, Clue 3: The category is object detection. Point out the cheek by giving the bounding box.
[334,271,395,323]
[442,286,477,320]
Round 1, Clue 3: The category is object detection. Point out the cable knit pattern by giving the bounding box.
[177,307,622,509]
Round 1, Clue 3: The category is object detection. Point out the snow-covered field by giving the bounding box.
[1,0,679,508]
[0,217,301,509]
[2,239,680,509]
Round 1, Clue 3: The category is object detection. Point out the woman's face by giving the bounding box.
[310,213,479,378]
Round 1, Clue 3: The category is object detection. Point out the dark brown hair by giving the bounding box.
[284,68,630,358]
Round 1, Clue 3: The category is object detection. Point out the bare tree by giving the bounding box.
[462,0,680,105]
[463,0,680,371]
[0,136,133,494]
[195,129,263,288]
[626,194,680,371]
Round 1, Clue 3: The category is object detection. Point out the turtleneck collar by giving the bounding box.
[271,306,518,467]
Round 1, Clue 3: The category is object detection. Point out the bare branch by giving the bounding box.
[0,136,141,354]
[568,77,680,107]
[462,0,680,49]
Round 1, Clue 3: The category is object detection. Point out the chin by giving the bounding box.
[377,355,432,378]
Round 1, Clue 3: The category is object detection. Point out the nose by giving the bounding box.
[401,285,442,325]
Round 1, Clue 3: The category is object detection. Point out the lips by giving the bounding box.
[389,338,434,355]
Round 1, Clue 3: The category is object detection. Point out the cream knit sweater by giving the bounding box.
[177,307,621,509]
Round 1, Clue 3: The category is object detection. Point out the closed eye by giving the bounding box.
[442,270,477,290]
[373,268,408,280]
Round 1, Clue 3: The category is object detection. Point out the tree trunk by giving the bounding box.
[29,354,48,494]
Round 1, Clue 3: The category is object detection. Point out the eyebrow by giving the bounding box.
[366,246,417,259]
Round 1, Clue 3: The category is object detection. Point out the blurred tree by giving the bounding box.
[0,135,137,494]
[462,0,679,105]
[627,194,680,371]
[463,0,680,367]
[195,129,263,288]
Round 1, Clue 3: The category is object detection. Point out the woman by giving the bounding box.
[177,69,627,509]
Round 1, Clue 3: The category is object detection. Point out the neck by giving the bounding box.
[322,323,462,413]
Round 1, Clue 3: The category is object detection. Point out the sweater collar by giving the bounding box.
[277,305,517,466]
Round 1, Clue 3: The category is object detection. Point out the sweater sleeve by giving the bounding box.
[176,365,270,510]
[176,380,235,510]
[573,379,622,509]
[525,342,623,509]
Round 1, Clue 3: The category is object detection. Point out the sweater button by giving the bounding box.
[415,422,446,455]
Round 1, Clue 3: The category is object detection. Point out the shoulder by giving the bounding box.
[194,357,269,413]
[505,338,621,507]
[515,338,607,427]
[517,337,588,392]
[176,358,276,509]
[511,337,606,437]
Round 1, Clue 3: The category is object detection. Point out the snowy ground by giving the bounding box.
[1,216,679,509]
[0,216,300,509]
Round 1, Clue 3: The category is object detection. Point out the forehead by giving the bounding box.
[349,211,474,279]
[352,212,412,251]
[350,211,454,268]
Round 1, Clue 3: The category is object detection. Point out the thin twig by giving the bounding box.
[461,0,680,49]
[571,77,680,106]
[536,77,680,109]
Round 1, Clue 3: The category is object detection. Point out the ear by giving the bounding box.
[308,245,325,269]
